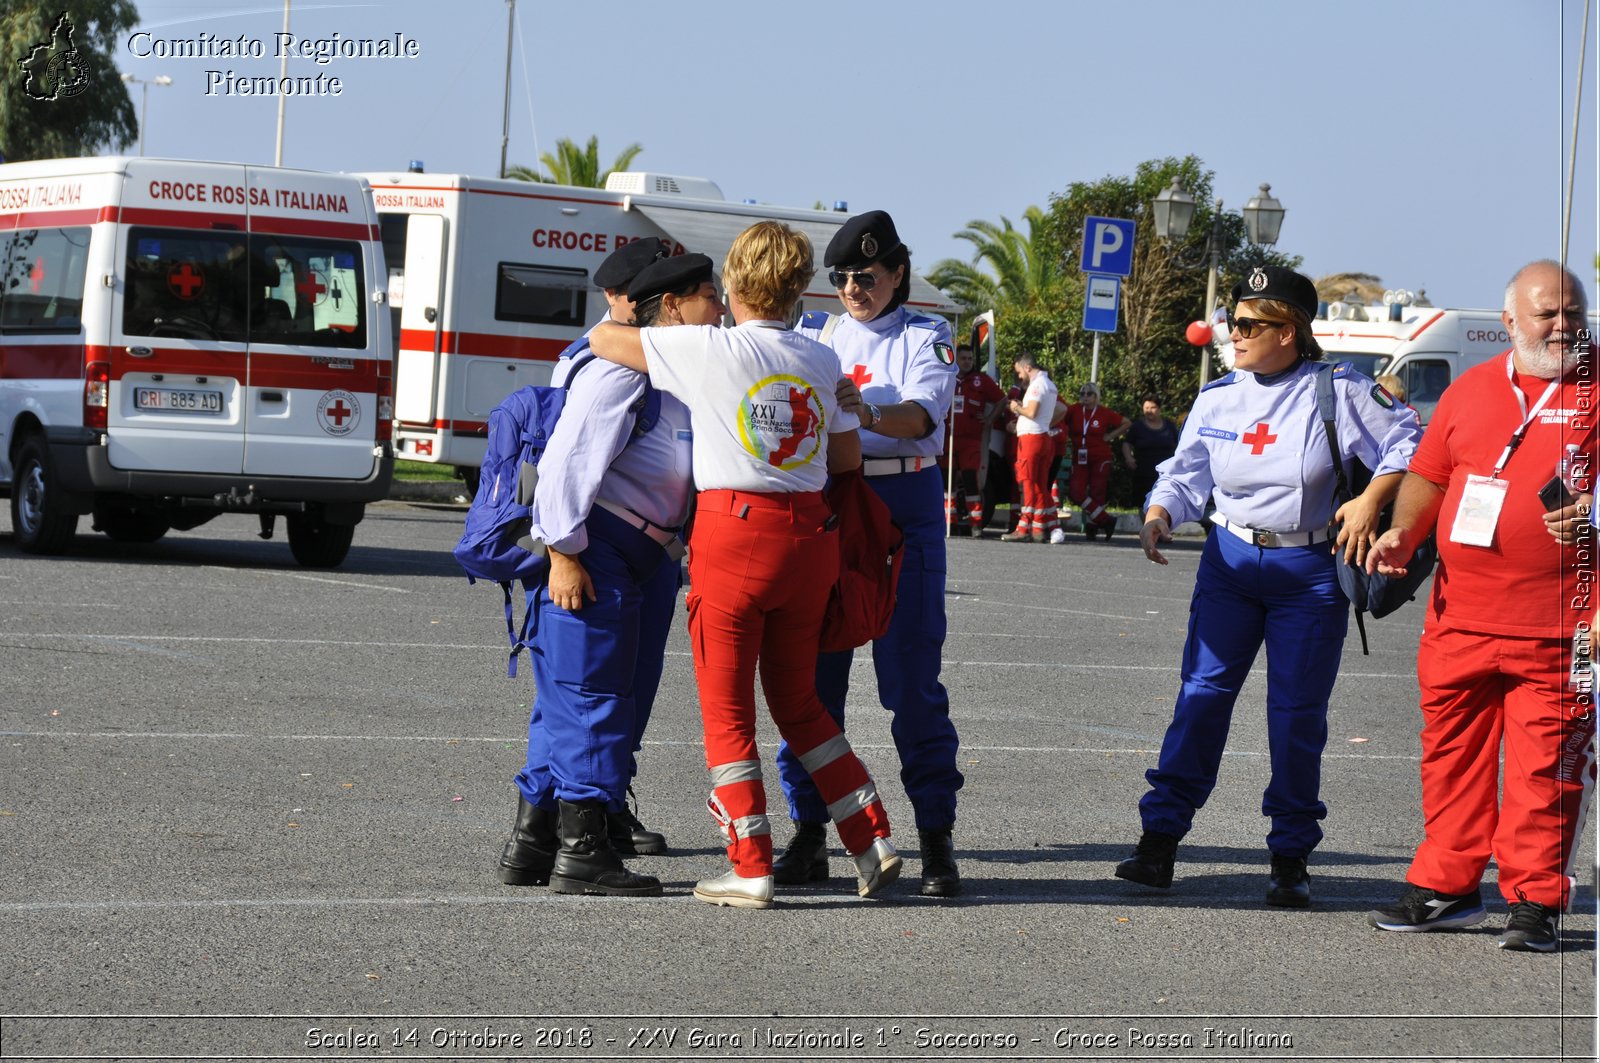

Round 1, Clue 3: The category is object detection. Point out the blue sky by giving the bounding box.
[111,0,1596,311]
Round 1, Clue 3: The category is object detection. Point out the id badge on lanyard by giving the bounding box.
[1448,355,1561,548]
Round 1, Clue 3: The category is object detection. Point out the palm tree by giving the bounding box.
[506,136,643,188]
[925,206,1059,312]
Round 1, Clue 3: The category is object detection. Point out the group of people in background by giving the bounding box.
[940,346,1180,543]
[481,214,1594,956]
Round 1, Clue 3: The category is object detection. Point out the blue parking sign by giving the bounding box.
[1082,274,1120,333]
[1080,216,1136,277]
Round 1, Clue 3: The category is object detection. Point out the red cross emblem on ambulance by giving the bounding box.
[167,262,205,299]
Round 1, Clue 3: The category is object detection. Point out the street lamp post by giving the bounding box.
[120,73,172,156]
[1153,178,1285,387]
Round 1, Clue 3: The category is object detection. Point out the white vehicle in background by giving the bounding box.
[359,166,954,488]
[1310,290,1515,422]
[0,157,393,566]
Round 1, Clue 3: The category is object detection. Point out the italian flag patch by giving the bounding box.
[934,342,955,365]
[1371,384,1395,409]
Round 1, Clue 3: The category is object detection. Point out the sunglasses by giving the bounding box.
[828,269,881,291]
[1227,314,1285,339]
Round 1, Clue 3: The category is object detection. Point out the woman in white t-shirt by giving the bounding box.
[589,221,900,909]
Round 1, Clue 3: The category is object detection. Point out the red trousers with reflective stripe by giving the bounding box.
[1408,625,1597,908]
[688,489,891,877]
[1069,457,1115,528]
[1014,433,1055,535]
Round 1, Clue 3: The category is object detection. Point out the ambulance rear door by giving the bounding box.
[241,166,384,480]
[393,212,447,432]
[108,160,251,476]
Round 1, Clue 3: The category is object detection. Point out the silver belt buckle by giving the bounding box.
[1254,530,1273,547]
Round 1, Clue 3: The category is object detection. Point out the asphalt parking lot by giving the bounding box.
[1,499,1594,1061]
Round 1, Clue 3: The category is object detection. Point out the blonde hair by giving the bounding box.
[723,221,815,319]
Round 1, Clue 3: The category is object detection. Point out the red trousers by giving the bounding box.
[1068,455,1115,529]
[1408,624,1596,908]
[687,489,892,877]
[1013,433,1057,537]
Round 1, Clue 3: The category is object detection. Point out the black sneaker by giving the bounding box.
[1265,854,1311,908]
[1498,897,1558,952]
[1368,884,1487,932]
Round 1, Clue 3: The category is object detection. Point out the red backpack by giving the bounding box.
[819,469,904,652]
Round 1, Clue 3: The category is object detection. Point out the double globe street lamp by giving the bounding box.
[1152,178,1286,386]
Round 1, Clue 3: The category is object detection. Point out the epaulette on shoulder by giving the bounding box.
[1200,372,1240,393]
[557,336,590,361]
[903,312,943,333]
[1331,360,1353,377]
[799,310,831,330]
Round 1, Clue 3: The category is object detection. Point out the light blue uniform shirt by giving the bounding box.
[530,337,693,556]
[1149,360,1421,532]
[799,307,956,460]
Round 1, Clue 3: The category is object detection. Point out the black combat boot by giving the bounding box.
[918,828,962,897]
[495,794,558,887]
[607,787,668,856]
[771,820,829,885]
[548,799,663,897]
[1113,830,1180,888]
[1265,854,1311,908]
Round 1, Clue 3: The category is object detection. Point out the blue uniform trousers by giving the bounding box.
[515,505,679,808]
[1139,527,1349,857]
[777,466,963,830]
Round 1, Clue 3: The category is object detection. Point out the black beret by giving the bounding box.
[594,238,670,290]
[824,210,903,268]
[627,253,714,302]
[1231,265,1319,322]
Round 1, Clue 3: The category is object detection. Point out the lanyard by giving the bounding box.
[1079,404,1095,450]
[1492,352,1561,478]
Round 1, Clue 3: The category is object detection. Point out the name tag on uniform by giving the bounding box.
[953,394,965,413]
[1449,474,1508,547]
[1076,448,1089,464]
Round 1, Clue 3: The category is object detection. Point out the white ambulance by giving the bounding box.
[360,168,955,485]
[1307,293,1514,422]
[0,157,393,566]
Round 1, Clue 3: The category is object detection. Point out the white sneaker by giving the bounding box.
[693,868,774,909]
[1048,528,1065,544]
[852,837,902,898]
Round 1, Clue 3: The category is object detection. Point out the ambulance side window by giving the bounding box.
[0,226,91,333]
[495,263,588,328]
[250,235,366,348]
[1398,358,1450,423]
[123,227,249,342]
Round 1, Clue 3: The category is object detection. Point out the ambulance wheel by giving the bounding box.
[286,511,355,568]
[10,436,78,554]
[92,498,171,544]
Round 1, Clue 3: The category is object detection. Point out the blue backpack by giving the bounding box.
[452,340,660,675]
[1314,362,1436,654]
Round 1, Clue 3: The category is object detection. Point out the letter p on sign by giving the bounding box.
[1079,216,1136,277]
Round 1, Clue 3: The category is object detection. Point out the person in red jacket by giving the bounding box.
[943,344,1004,535]
[1063,381,1130,540]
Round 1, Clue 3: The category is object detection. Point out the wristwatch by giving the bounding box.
[864,402,882,430]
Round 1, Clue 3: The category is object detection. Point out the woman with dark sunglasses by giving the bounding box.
[770,209,967,898]
[1114,265,1422,909]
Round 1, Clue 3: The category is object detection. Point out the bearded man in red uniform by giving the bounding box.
[1366,260,1596,953]
[943,344,1004,535]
